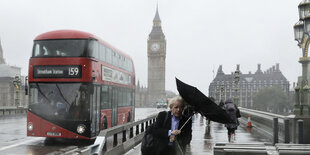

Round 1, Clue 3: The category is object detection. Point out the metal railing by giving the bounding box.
[239,107,288,143]
[0,107,27,116]
[47,114,157,155]
[89,114,157,155]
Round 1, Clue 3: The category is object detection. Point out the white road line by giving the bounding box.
[0,138,44,151]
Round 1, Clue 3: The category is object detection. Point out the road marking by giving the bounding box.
[0,138,44,151]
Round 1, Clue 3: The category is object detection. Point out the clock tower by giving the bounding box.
[0,39,5,64]
[147,6,166,106]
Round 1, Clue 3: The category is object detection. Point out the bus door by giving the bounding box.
[112,87,118,126]
[91,85,101,136]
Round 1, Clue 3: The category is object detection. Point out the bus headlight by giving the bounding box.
[77,124,86,134]
[28,123,33,131]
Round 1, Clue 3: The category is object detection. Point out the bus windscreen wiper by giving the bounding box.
[55,83,71,106]
[36,83,50,102]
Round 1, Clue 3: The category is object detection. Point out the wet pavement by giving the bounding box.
[126,112,269,155]
[185,114,269,155]
[0,108,269,155]
[0,108,163,154]
[0,115,28,148]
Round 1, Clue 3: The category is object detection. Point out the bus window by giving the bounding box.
[99,44,106,62]
[117,88,123,107]
[101,85,111,109]
[124,88,128,106]
[33,44,41,56]
[131,90,134,106]
[106,48,112,64]
[127,60,132,72]
[112,51,117,66]
[33,44,48,57]
[32,40,87,57]
[88,40,99,59]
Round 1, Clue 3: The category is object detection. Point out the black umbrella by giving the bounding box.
[176,78,233,124]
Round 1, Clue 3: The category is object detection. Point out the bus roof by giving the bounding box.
[34,30,133,61]
[35,30,95,40]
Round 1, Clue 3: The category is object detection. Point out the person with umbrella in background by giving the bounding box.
[219,100,225,109]
[176,78,233,124]
[223,99,241,142]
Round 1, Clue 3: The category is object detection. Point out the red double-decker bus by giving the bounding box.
[27,30,135,139]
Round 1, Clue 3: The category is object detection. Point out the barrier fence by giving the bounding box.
[0,107,27,116]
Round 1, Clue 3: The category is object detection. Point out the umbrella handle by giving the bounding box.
[179,114,193,131]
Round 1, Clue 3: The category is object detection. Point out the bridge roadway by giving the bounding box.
[0,108,162,154]
[126,111,269,155]
[0,108,269,154]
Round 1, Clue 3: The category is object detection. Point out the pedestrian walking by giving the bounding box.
[223,99,241,142]
[219,100,225,109]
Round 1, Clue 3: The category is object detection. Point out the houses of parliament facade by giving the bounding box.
[208,64,290,108]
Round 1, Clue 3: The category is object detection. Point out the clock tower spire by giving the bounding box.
[147,6,166,106]
[0,39,5,64]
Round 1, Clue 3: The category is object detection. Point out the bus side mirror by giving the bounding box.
[25,76,28,95]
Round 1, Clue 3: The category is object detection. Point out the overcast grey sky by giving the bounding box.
[0,0,302,94]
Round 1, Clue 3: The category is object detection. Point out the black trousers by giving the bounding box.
[227,127,237,135]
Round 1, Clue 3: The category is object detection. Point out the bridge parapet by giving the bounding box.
[46,114,157,155]
[90,114,156,155]
[214,143,310,155]
[239,107,287,143]
[0,107,27,116]
[214,143,270,155]
[276,143,310,154]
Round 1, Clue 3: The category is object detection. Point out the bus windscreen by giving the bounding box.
[28,83,90,121]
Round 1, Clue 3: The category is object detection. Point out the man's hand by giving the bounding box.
[171,130,181,135]
[169,135,175,142]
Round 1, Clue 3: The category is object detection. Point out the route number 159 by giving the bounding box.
[68,67,79,76]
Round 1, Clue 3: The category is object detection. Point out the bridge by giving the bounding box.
[1,107,310,155]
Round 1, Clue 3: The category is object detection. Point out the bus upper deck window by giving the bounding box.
[88,40,99,59]
[33,44,40,57]
[33,44,47,57]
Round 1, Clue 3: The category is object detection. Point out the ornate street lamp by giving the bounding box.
[294,21,303,45]
[13,76,21,107]
[220,84,225,102]
[298,0,310,21]
[293,0,310,116]
[234,65,240,106]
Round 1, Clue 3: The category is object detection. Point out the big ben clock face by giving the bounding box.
[151,43,160,51]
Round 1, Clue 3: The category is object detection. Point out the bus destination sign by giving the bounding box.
[33,65,82,78]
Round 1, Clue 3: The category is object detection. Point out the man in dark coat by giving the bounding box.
[224,99,241,142]
[151,96,192,155]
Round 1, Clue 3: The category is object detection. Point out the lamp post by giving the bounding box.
[13,76,21,107]
[293,0,310,116]
[234,65,240,106]
[220,84,225,102]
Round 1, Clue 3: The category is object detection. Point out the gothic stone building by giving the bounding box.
[208,64,289,108]
[0,39,28,108]
[147,6,166,106]
[135,6,167,107]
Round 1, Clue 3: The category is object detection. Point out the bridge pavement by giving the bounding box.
[126,113,269,155]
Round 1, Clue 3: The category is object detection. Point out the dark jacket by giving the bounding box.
[151,111,192,155]
[224,102,241,129]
